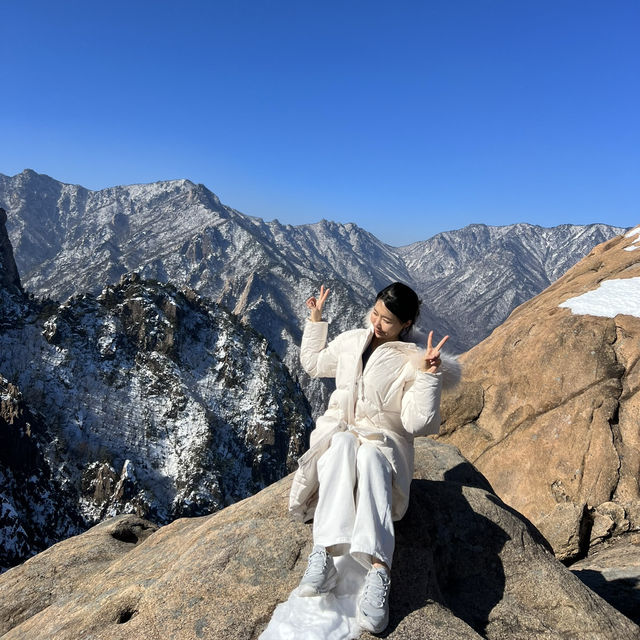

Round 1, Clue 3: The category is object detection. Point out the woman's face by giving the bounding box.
[370,299,411,342]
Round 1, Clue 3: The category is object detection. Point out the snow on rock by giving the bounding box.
[0,272,313,570]
[559,226,640,318]
[624,226,640,252]
[559,277,640,318]
[0,375,83,571]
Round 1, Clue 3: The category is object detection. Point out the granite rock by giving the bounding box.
[438,229,640,561]
[1,439,637,639]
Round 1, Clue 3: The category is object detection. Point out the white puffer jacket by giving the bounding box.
[289,319,461,523]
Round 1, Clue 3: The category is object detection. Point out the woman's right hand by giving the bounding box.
[306,285,330,322]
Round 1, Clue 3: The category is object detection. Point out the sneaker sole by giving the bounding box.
[356,607,389,634]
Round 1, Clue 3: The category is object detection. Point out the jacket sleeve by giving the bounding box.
[300,320,345,378]
[401,370,442,436]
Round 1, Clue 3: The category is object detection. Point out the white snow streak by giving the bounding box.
[624,225,640,252]
[559,277,640,318]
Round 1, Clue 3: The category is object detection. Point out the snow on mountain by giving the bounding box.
[0,170,626,405]
[0,274,312,522]
[397,222,627,349]
[0,207,313,569]
[0,374,84,571]
[2,172,626,342]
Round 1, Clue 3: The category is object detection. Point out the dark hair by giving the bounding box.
[375,282,421,328]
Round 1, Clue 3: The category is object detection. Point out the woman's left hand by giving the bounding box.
[422,331,449,373]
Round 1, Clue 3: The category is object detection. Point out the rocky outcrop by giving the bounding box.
[0,207,21,295]
[570,532,640,625]
[0,207,24,329]
[438,227,640,561]
[1,439,637,639]
[0,205,313,569]
[0,273,313,531]
[0,375,83,570]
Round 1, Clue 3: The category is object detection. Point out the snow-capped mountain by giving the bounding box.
[397,222,625,349]
[0,170,626,408]
[0,208,312,569]
[0,170,443,412]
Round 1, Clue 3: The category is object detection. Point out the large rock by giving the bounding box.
[438,227,640,561]
[0,207,21,296]
[0,207,24,329]
[570,532,640,625]
[1,439,637,639]
[0,375,83,570]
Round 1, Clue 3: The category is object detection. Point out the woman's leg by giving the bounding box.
[313,430,359,554]
[350,442,394,633]
[349,442,395,569]
[298,431,359,596]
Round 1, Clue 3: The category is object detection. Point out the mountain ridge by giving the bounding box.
[0,169,627,412]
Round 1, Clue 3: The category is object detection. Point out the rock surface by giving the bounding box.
[438,227,640,561]
[570,532,640,625]
[1,439,637,639]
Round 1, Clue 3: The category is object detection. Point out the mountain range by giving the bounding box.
[0,169,629,570]
[0,169,625,411]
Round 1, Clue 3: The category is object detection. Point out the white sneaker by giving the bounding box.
[297,545,338,596]
[357,566,390,633]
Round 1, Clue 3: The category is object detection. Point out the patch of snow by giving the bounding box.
[624,226,640,239]
[624,226,640,251]
[559,277,640,318]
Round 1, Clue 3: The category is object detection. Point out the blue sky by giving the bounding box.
[1,1,638,246]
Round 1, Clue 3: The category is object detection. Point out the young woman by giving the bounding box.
[289,282,456,634]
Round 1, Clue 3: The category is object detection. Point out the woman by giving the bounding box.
[288,282,457,634]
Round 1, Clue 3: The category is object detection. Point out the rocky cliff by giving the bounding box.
[0,439,637,639]
[0,375,83,570]
[0,207,24,330]
[0,208,313,570]
[438,226,640,561]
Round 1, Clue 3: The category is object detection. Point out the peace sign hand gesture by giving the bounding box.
[306,284,330,322]
[422,331,449,373]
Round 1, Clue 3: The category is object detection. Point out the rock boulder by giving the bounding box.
[1,439,637,639]
[438,228,640,561]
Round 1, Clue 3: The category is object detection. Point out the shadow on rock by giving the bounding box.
[573,569,640,625]
[387,469,508,636]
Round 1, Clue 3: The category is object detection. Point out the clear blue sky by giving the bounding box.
[1,1,638,246]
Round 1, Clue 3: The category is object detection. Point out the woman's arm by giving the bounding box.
[401,371,442,436]
[300,320,337,378]
[300,284,339,378]
[401,331,448,436]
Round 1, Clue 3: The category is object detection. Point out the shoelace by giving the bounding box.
[362,569,390,607]
[303,549,328,577]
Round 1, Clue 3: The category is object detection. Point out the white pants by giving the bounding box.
[313,430,395,569]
